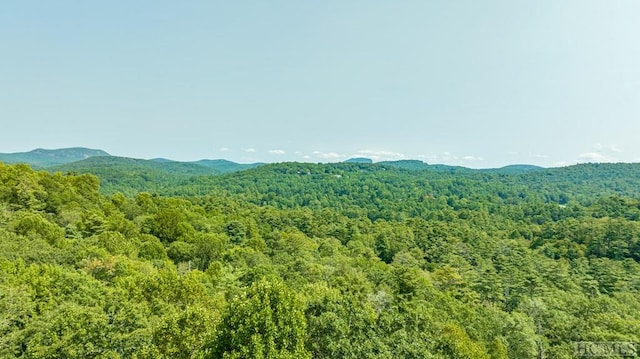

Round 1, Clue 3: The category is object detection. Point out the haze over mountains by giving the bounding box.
[0,147,263,174]
[0,148,110,168]
[0,147,545,174]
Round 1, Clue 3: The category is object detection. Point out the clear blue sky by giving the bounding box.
[1,1,639,167]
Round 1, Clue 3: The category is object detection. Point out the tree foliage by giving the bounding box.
[1,162,640,358]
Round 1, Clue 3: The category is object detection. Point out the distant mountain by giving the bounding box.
[377,160,546,174]
[0,147,110,168]
[379,160,471,172]
[14,147,637,202]
[378,160,429,170]
[482,164,545,174]
[149,158,176,163]
[0,146,549,185]
[0,147,265,175]
[152,158,264,173]
[192,159,265,173]
[344,157,373,164]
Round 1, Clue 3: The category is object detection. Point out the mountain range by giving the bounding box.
[0,147,263,174]
[0,147,110,168]
[0,147,545,174]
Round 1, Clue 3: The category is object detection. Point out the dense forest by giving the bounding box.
[2,159,640,358]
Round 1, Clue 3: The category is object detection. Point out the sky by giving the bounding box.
[1,1,639,168]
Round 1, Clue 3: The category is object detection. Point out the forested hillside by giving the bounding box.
[2,161,640,358]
